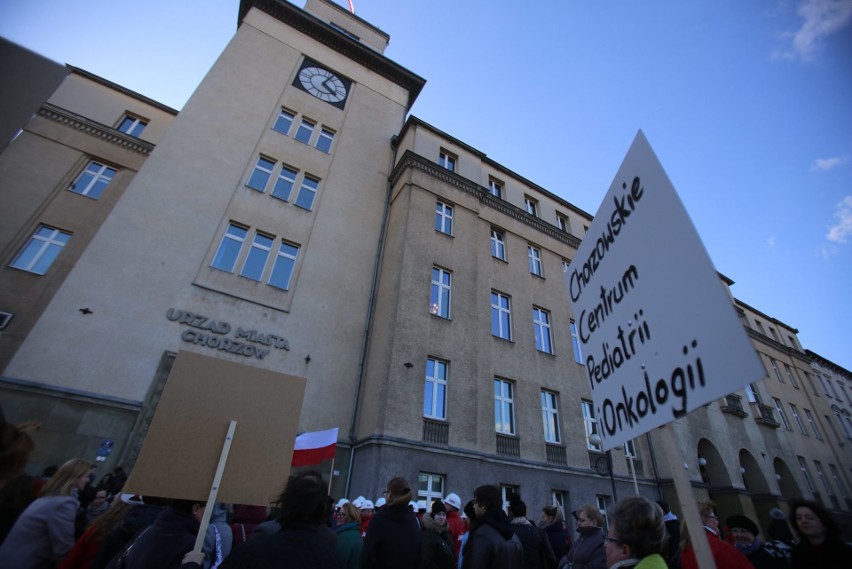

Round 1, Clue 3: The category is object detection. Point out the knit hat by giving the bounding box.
[726,514,759,536]
[431,500,447,516]
[769,508,787,520]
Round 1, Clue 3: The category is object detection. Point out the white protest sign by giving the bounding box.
[566,130,764,451]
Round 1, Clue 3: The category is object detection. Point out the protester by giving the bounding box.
[359,499,375,539]
[508,493,555,569]
[202,503,233,569]
[457,500,477,569]
[540,505,570,563]
[461,484,524,569]
[334,502,362,569]
[655,501,679,569]
[60,498,129,569]
[0,408,39,544]
[444,492,465,560]
[679,500,752,569]
[0,458,93,569]
[360,476,420,568]
[230,504,268,545]
[763,508,793,563]
[85,491,110,525]
[89,495,169,569]
[418,500,455,569]
[603,496,667,569]
[790,499,852,568]
[558,504,605,569]
[725,514,788,569]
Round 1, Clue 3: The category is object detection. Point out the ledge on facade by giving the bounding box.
[750,401,780,428]
[721,393,748,418]
[0,374,142,411]
[38,103,156,156]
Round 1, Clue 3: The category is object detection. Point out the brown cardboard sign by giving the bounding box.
[123,350,306,506]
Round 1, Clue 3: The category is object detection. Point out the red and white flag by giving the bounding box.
[291,427,338,466]
[347,0,355,14]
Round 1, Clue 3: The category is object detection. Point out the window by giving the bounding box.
[69,161,117,199]
[316,128,335,153]
[294,118,315,144]
[117,115,147,137]
[240,232,274,281]
[0,312,12,330]
[418,473,444,505]
[211,223,247,272]
[835,410,852,440]
[10,225,70,275]
[582,400,601,451]
[839,384,852,406]
[755,320,766,334]
[804,409,823,440]
[272,165,298,201]
[541,390,561,443]
[797,456,816,492]
[533,307,553,354]
[490,228,506,260]
[524,195,538,217]
[273,108,296,135]
[829,464,850,500]
[784,364,799,388]
[295,175,320,210]
[435,201,453,235]
[818,374,832,397]
[268,241,299,290]
[744,383,761,404]
[596,495,610,529]
[430,267,451,318]
[790,404,807,435]
[424,358,448,420]
[494,379,515,435]
[247,156,275,191]
[570,320,583,364]
[439,149,456,172]
[501,485,520,511]
[804,372,820,396]
[814,461,837,506]
[556,213,569,232]
[624,438,638,458]
[773,398,792,430]
[488,178,503,199]
[528,245,543,276]
[769,328,779,342]
[491,291,512,340]
[825,376,839,399]
[550,491,567,511]
[769,358,783,382]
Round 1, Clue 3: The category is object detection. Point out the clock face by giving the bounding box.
[298,66,348,103]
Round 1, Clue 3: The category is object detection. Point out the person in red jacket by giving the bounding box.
[679,501,754,569]
[443,492,465,560]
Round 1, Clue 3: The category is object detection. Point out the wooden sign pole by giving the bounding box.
[192,420,237,555]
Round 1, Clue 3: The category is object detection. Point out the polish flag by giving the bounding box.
[347,0,355,14]
[291,427,339,466]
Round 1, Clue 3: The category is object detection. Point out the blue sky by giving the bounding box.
[2,0,850,370]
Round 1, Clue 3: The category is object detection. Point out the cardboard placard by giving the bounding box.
[124,350,306,505]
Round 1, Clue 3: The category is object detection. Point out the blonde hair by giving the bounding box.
[578,503,604,527]
[340,502,361,524]
[39,458,92,497]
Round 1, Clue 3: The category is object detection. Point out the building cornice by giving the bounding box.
[38,103,156,156]
[806,349,851,378]
[392,150,583,250]
[746,327,810,365]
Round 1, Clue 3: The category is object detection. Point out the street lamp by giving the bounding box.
[588,434,618,502]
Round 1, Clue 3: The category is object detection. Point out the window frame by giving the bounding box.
[435,201,454,235]
[789,403,808,435]
[491,290,512,340]
[315,127,335,153]
[117,114,147,137]
[570,320,583,364]
[773,397,792,430]
[490,227,506,260]
[556,213,569,232]
[240,232,274,281]
[69,160,117,200]
[271,164,298,202]
[211,223,248,273]
[294,117,316,144]
[528,245,543,276]
[488,177,503,199]
[294,174,320,210]
[541,390,561,444]
[9,225,71,275]
[804,408,823,440]
[797,456,816,492]
[533,306,554,354]
[272,108,296,135]
[439,149,457,172]
[524,195,539,217]
[494,378,516,435]
[430,267,452,319]
[418,473,445,505]
[268,241,299,290]
[424,357,448,420]
[582,400,601,451]
[247,156,276,192]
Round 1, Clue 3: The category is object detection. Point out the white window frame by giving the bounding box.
[770,358,783,382]
[624,438,638,459]
[533,307,553,354]
[784,364,799,388]
[10,225,71,275]
[294,174,320,210]
[435,201,453,235]
[550,490,567,511]
[797,456,816,492]
[494,379,515,435]
[316,127,335,153]
[744,383,761,404]
[424,357,448,420]
[835,409,852,440]
[501,484,520,511]
[268,241,299,290]
[814,460,836,503]
[571,320,583,364]
[528,245,543,276]
[117,115,147,137]
[69,160,117,199]
[804,408,823,440]
[490,228,506,260]
[488,178,503,199]
[439,149,457,172]
[773,398,792,430]
[247,156,275,192]
[273,108,296,135]
[541,390,561,444]
[294,117,315,144]
[430,267,451,318]
[596,495,610,529]
[790,403,808,435]
[524,195,538,217]
[271,165,298,201]
[491,291,512,340]
[418,473,445,505]
[240,232,274,281]
[211,223,248,273]
[582,400,601,451]
[556,213,569,232]
[829,463,850,500]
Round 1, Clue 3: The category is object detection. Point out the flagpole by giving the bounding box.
[328,458,335,495]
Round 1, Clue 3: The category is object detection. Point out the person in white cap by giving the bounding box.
[374,497,386,510]
[443,492,464,560]
[360,499,375,539]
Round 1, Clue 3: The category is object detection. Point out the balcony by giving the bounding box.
[422,418,449,445]
[750,402,780,428]
[721,394,747,418]
[545,443,567,465]
[496,433,520,457]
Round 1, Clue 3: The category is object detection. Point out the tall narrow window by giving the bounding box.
[790,404,807,435]
[533,307,553,354]
[528,246,543,276]
[295,175,320,210]
[240,232,273,281]
[814,460,837,506]
[624,438,638,458]
[541,390,561,443]
[754,320,766,334]
[488,178,503,199]
[570,320,583,364]
[10,225,71,275]
[784,364,799,388]
[268,241,299,290]
[773,398,792,430]
[69,161,117,199]
[435,201,453,235]
[117,115,147,137]
[424,358,448,420]
[556,213,569,232]
[769,358,783,382]
[829,464,850,501]
[797,456,816,492]
[273,108,296,135]
[490,228,506,260]
[582,400,601,451]
[272,165,298,201]
[744,383,761,404]
[430,267,451,318]
[247,156,275,192]
[524,195,538,217]
[439,149,457,172]
[494,379,515,434]
[211,223,247,273]
[418,473,445,505]
[804,408,823,440]
[315,128,335,153]
[596,495,610,528]
[294,118,315,144]
[491,291,512,340]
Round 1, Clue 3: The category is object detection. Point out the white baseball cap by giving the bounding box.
[335,498,350,509]
[416,500,427,511]
[409,500,417,511]
[352,496,366,509]
[361,499,375,510]
[444,492,461,510]
[375,497,386,508]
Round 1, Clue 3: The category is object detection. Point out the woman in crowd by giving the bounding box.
[508,494,555,569]
[558,503,605,569]
[602,496,667,569]
[335,502,362,569]
[0,458,93,569]
[360,476,420,568]
[725,514,788,569]
[418,500,455,569]
[540,504,569,563]
[790,499,852,568]
[678,500,752,569]
[59,497,129,569]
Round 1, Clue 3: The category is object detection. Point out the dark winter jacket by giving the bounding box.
[120,507,199,569]
[558,525,605,569]
[462,509,524,569]
[336,521,363,569]
[791,536,852,569]
[220,521,342,569]
[359,503,421,569]
[510,517,555,569]
[417,513,454,569]
[543,520,569,562]
[90,503,164,569]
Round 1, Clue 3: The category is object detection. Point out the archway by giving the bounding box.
[739,449,770,494]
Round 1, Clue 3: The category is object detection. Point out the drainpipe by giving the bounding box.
[645,431,664,500]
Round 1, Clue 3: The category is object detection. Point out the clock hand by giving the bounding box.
[322,78,336,94]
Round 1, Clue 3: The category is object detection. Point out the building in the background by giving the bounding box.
[1,0,849,538]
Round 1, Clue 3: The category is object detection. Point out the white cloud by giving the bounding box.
[826,195,852,243]
[811,156,848,171]
[778,0,852,61]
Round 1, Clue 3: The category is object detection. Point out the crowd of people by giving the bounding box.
[3,410,852,568]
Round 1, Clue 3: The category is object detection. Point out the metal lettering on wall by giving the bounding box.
[166,308,290,360]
